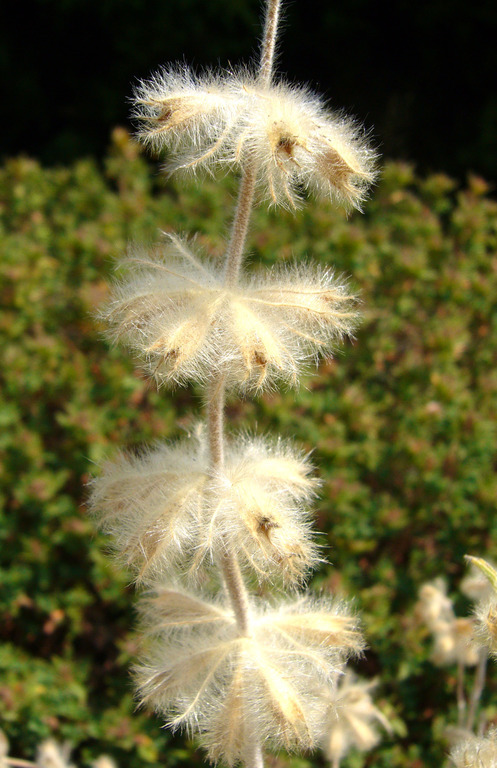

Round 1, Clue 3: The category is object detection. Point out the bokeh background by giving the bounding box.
[2,0,497,181]
[1,1,497,767]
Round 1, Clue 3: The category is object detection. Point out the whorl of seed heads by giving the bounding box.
[135,590,363,767]
[89,430,320,584]
[100,235,358,391]
[133,67,376,209]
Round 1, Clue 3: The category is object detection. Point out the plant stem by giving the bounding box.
[224,0,282,289]
[206,4,283,765]
[466,648,488,733]
[259,0,282,86]
[245,742,265,768]
[220,548,252,636]
[207,376,226,469]
[206,376,252,637]
[456,660,466,727]
[223,162,257,289]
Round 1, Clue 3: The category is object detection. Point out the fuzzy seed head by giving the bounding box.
[416,579,455,633]
[451,730,497,768]
[135,590,363,766]
[416,580,479,666]
[100,235,359,391]
[92,758,119,768]
[36,741,75,768]
[431,618,479,668]
[463,558,497,603]
[322,671,390,763]
[133,68,377,210]
[473,598,497,656]
[89,430,320,585]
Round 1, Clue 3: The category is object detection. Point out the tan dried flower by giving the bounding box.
[461,561,497,604]
[89,430,320,584]
[322,671,390,767]
[416,578,455,633]
[473,598,497,656]
[36,741,75,768]
[450,729,497,768]
[431,618,479,668]
[135,590,363,766]
[101,235,358,391]
[416,579,479,666]
[92,758,119,768]
[133,67,376,210]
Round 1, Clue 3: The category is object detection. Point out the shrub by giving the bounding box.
[1,131,496,765]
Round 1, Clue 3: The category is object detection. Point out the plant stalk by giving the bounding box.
[206,3,284,764]
[466,648,488,733]
[456,660,466,727]
[259,0,282,86]
[224,0,282,289]
[245,742,265,768]
[223,163,258,288]
[206,377,252,637]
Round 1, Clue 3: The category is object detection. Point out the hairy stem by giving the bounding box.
[259,0,282,86]
[223,162,258,288]
[207,376,226,469]
[207,4,284,765]
[224,0,282,288]
[206,376,252,637]
[220,548,252,636]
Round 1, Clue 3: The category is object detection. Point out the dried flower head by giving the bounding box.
[416,580,479,666]
[92,758,119,768]
[461,561,497,604]
[36,741,75,768]
[100,235,358,391]
[450,729,497,768]
[431,617,479,668]
[473,598,497,656]
[135,590,363,766]
[322,671,390,766]
[416,578,455,633]
[89,430,320,584]
[133,67,376,209]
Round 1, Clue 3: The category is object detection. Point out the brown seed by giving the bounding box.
[257,516,280,538]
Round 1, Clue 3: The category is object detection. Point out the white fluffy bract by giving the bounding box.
[133,67,376,210]
[101,235,358,391]
[135,590,363,766]
[89,430,320,585]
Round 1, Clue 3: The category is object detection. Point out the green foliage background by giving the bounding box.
[1,130,497,767]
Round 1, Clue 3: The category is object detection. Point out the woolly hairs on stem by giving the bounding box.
[91,0,377,765]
